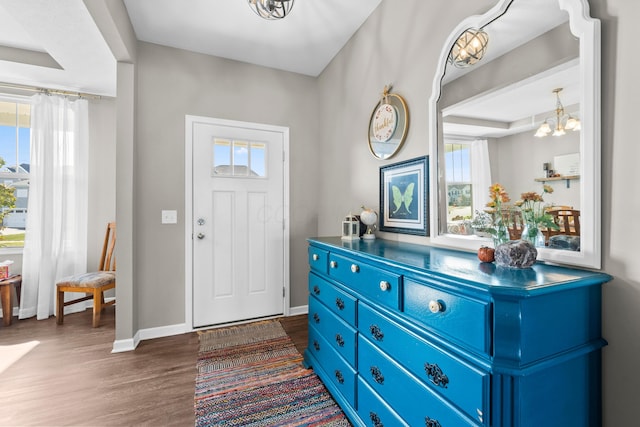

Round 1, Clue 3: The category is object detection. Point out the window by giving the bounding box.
[0,98,31,248]
[444,142,472,224]
[212,138,266,177]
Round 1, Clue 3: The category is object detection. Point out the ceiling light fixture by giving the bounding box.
[448,28,489,68]
[247,0,294,20]
[534,88,581,138]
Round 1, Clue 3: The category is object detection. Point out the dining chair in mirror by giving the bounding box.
[428,0,601,269]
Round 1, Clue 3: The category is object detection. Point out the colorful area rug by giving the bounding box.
[195,320,350,426]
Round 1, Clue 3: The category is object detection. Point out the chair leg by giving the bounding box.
[92,289,102,328]
[56,288,64,325]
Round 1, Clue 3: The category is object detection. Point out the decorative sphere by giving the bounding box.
[360,208,378,226]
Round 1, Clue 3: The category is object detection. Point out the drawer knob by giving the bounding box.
[330,260,337,268]
[428,300,444,313]
[350,264,359,273]
[335,334,345,347]
[312,253,320,261]
[425,417,442,427]
[313,285,320,295]
[313,313,320,323]
[334,370,344,384]
[335,297,345,310]
[379,281,391,291]
[313,340,320,351]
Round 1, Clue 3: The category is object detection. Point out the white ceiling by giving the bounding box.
[0,0,381,98]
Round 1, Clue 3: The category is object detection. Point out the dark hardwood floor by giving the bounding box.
[0,308,308,426]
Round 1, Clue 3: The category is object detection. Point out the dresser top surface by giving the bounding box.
[309,237,611,294]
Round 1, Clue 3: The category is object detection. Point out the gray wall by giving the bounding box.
[134,42,320,327]
[313,0,639,426]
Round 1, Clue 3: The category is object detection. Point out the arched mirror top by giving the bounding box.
[428,0,601,269]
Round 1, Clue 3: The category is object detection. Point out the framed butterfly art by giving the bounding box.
[379,156,429,235]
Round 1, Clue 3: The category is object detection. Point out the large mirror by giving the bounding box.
[429,0,602,269]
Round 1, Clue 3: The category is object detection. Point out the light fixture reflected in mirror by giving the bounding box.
[535,88,581,137]
[448,28,489,68]
[247,0,294,20]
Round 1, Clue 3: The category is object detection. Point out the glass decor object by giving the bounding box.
[359,207,378,241]
[341,215,360,242]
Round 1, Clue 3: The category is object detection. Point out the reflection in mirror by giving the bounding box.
[429,0,601,269]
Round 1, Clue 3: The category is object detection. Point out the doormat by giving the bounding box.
[195,320,350,426]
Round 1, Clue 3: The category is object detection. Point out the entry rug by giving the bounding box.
[195,320,350,426]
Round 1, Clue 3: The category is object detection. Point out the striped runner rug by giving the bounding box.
[195,319,350,426]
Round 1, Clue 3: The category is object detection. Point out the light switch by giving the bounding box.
[161,210,178,224]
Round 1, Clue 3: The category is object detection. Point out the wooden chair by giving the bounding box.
[544,209,580,241]
[502,207,525,240]
[56,222,116,327]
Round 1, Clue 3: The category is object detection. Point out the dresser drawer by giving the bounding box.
[357,377,408,427]
[308,246,329,274]
[359,302,488,424]
[308,272,357,325]
[403,278,491,355]
[358,335,479,426]
[309,297,357,366]
[308,325,357,407]
[328,253,401,310]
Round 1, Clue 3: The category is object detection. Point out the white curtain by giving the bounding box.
[471,139,492,215]
[20,94,89,320]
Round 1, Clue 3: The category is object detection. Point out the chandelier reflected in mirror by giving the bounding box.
[247,0,294,20]
[534,88,581,137]
[448,28,489,68]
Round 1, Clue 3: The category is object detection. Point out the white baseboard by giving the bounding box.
[111,308,307,353]
[289,304,308,316]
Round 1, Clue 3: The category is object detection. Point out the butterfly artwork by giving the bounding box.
[391,183,415,214]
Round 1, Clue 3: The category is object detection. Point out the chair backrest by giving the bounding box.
[546,210,580,239]
[99,222,116,272]
[502,208,524,240]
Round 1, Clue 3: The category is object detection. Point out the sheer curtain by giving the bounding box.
[20,94,89,320]
[470,139,492,215]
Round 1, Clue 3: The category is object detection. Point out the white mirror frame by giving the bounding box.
[429,0,602,269]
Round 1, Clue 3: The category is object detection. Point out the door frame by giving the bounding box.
[184,115,290,331]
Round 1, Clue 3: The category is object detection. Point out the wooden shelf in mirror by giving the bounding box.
[534,175,580,188]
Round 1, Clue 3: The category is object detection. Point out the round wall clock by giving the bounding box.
[368,89,409,160]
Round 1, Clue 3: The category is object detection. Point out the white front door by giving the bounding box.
[191,118,287,327]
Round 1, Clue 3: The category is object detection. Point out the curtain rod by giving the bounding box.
[0,82,102,99]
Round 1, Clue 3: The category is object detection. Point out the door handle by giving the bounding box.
[197,233,205,240]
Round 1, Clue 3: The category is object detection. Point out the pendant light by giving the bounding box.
[448,28,489,68]
[247,0,294,20]
[534,88,581,138]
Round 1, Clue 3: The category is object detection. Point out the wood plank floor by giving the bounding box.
[0,308,308,426]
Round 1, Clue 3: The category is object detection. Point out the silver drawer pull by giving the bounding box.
[312,253,319,261]
[330,260,337,268]
[351,264,359,273]
[379,281,390,291]
[428,300,444,313]
[425,417,442,427]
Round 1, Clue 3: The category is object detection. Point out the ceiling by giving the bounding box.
[0,0,381,98]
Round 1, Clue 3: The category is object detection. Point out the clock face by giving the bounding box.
[372,103,398,142]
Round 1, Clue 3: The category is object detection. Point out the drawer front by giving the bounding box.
[308,272,357,325]
[357,377,408,427]
[358,302,488,424]
[358,336,478,427]
[309,297,357,366]
[328,253,401,310]
[403,279,491,354]
[308,325,357,406]
[308,246,329,274]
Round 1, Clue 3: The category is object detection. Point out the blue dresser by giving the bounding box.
[304,237,610,427]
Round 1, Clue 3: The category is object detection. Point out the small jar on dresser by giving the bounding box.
[304,237,611,427]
